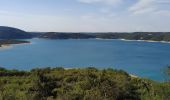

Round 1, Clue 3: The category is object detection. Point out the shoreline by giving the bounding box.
[95,38,170,44]
[119,38,170,43]
[0,42,31,50]
[129,74,138,78]
[64,67,139,78]
[0,44,12,49]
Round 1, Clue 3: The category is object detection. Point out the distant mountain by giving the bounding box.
[28,32,44,38]
[1,26,170,41]
[40,32,170,41]
[0,26,33,39]
[39,32,95,39]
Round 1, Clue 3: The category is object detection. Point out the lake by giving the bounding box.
[0,38,170,81]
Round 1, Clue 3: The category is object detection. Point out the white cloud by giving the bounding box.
[132,7,156,15]
[129,0,155,11]
[77,0,122,5]
[129,0,156,15]
[129,0,170,15]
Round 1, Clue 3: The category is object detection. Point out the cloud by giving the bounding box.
[129,0,156,15]
[129,0,170,15]
[132,7,156,15]
[77,0,122,5]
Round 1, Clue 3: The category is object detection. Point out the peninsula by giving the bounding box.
[0,39,30,48]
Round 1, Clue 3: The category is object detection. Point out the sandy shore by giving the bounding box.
[95,38,170,44]
[0,44,12,49]
[129,74,138,78]
[0,42,30,50]
[64,67,139,78]
[119,39,170,44]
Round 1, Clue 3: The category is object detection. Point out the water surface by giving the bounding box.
[0,38,170,81]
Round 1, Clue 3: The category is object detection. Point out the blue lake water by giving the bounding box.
[0,38,170,81]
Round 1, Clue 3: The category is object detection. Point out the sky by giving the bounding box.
[0,0,170,32]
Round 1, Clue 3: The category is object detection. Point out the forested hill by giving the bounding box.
[1,26,170,41]
[39,32,170,41]
[39,32,94,39]
[0,26,33,39]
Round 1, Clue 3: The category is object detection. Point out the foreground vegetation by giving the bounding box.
[0,67,169,100]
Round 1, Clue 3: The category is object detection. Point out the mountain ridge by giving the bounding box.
[0,26,33,39]
[1,26,170,41]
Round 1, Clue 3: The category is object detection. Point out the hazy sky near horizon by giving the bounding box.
[0,0,170,32]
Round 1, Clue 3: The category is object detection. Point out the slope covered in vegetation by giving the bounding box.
[0,67,169,100]
[39,32,94,39]
[0,26,33,39]
[1,26,170,42]
[39,32,170,42]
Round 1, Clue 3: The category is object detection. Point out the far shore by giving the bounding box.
[119,38,170,44]
[95,38,170,44]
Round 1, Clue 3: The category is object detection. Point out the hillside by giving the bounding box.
[0,67,169,100]
[40,32,170,42]
[1,26,170,42]
[0,26,33,39]
[39,32,94,39]
[94,32,170,41]
[1,26,170,41]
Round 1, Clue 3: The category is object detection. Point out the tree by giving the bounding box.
[164,66,170,82]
